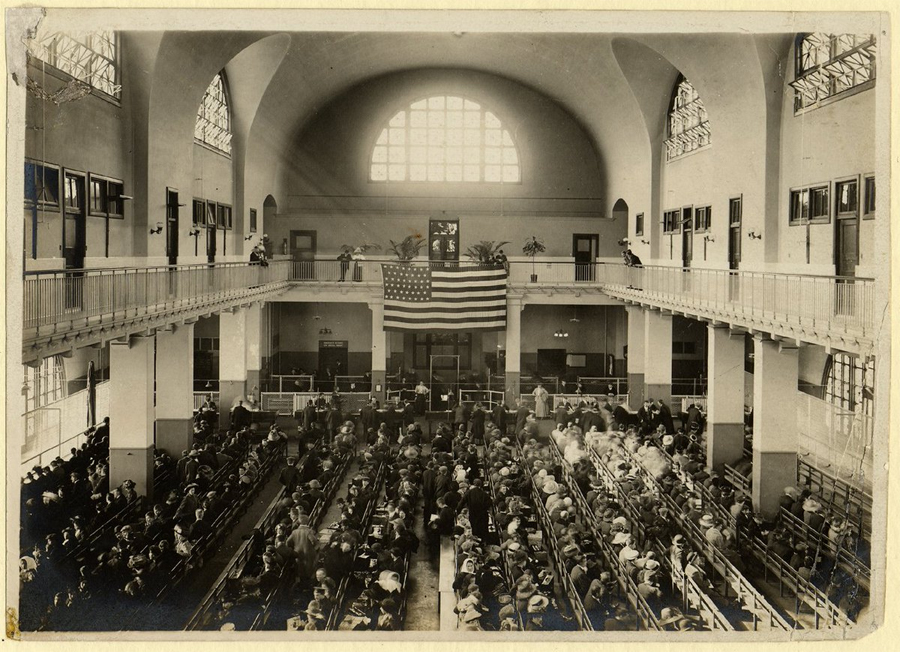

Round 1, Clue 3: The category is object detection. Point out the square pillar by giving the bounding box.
[220,308,248,430]
[752,337,799,519]
[706,325,746,472]
[370,299,387,404]
[505,297,523,406]
[109,335,155,498]
[156,323,195,456]
[643,309,672,406]
[626,306,645,404]
[245,302,264,396]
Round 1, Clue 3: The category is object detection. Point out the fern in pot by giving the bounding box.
[522,236,546,282]
[387,232,426,263]
[465,240,510,265]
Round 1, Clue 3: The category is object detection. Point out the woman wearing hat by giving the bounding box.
[524,594,550,630]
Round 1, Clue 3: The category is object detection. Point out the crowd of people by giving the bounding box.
[19,409,288,631]
[21,381,868,632]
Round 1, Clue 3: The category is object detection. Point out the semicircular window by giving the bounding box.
[370,96,520,183]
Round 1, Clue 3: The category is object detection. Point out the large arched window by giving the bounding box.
[790,33,876,112]
[664,75,710,162]
[195,72,232,155]
[370,96,520,183]
[27,29,121,99]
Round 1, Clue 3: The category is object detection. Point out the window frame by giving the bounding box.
[729,195,743,226]
[791,33,876,114]
[24,159,62,210]
[216,203,233,230]
[26,30,122,103]
[834,175,860,221]
[192,199,206,226]
[789,182,831,226]
[664,75,711,162]
[205,201,218,227]
[87,173,125,219]
[249,208,258,233]
[369,95,521,185]
[662,209,681,235]
[694,205,712,233]
[634,212,644,237]
[862,173,875,220]
[194,71,233,157]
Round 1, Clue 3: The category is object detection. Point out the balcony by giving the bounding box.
[509,261,875,352]
[23,261,292,364]
[21,259,877,363]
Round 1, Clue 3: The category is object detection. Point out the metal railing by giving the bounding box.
[24,260,291,340]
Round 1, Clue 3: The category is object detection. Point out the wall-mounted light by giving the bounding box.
[640,239,650,245]
[244,234,254,241]
[149,222,163,235]
[703,234,715,243]
[617,238,631,247]
[554,329,569,338]
[319,327,333,335]
[747,231,762,240]
[188,228,201,237]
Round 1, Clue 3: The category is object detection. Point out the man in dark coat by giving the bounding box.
[656,399,675,435]
[453,402,469,433]
[492,402,508,434]
[421,462,437,524]
[514,400,530,437]
[360,400,376,435]
[470,404,486,443]
[554,401,570,429]
[457,479,491,541]
[232,400,252,430]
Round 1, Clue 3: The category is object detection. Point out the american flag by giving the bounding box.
[382,264,507,331]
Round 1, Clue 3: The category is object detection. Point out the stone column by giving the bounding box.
[752,336,799,519]
[706,325,746,472]
[626,305,645,405]
[155,322,195,456]
[109,334,155,498]
[370,298,387,404]
[504,296,523,407]
[245,302,264,397]
[643,309,673,405]
[219,308,248,430]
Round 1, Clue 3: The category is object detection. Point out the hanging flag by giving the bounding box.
[382,264,507,331]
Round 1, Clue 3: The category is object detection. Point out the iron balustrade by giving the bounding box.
[24,260,876,357]
[24,260,292,339]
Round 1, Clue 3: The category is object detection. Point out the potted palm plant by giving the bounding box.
[387,232,426,263]
[522,236,546,282]
[465,240,510,265]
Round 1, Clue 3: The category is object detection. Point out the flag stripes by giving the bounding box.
[382,263,507,331]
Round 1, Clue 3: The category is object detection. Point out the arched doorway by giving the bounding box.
[263,195,277,257]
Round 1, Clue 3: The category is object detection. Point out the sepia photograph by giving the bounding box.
[4,5,891,642]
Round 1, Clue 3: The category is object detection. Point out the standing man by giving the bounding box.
[492,401,508,435]
[457,479,491,541]
[514,400,530,439]
[337,248,352,282]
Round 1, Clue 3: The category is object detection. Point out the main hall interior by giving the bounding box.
[11,10,889,637]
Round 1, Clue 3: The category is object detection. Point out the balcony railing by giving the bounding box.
[23,259,876,356]
[510,261,875,343]
[23,260,291,339]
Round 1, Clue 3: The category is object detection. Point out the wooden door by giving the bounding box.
[573,234,599,281]
[290,230,317,279]
[166,188,179,266]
